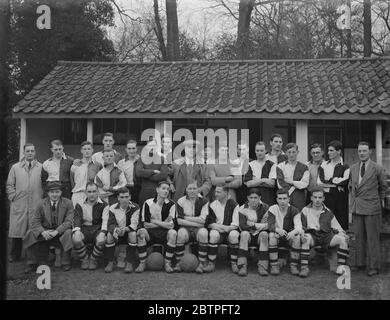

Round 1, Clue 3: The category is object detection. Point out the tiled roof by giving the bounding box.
[13,58,390,117]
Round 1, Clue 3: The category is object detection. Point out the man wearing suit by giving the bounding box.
[23,181,74,272]
[349,141,387,276]
[171,140,211,202]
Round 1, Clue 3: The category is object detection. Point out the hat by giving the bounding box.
[46,181,62,192]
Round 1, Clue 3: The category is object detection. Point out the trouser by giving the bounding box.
[72,226,106,261]
[207,230,239,264]
[9,237,23,259]
[105,231,138,263]
[324,189,349,230]
[352,214,381,270]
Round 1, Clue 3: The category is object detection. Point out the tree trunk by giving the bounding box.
[346,0,352,58]
[363,0,372,57]
[237,0,255,60]
[166,0,180,61]
[153,0,167,61]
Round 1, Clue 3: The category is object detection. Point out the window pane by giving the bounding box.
[63,120,87,145]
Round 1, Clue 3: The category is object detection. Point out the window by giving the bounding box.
[62,119,87,145]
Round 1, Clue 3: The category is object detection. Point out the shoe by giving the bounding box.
[238,265,247,277]
[173,263,182,273]
[24,264,38,274]
[135,262,146,273]
[81,257,89,270]
[203,261,216,273]
[195,262,205,274]
[257,263,268,276]
[117,257,126,269]
[299,266,310,278]
[54,248,62,268]
[231,262,239,274]
[270,265,280,275]
[165,262,174,273]
[367,269,379,276]
[104,261,115,273]
[62,265,72,271]
[88,258,98,270]
[290,264,300,276]
[124,262,134,273]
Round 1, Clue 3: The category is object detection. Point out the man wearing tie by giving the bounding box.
[349,141,387,276]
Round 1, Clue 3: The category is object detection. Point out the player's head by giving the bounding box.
[311,187,325,207]
[157,181,170,199]
[218,144,229,161]
[80,141,93,158]
[102,149,115,164]
[50,139,64,158]
[237,142,249,158]
[186,180,199,198]
[270,134,283,152]
[310,143,323,162]
[247,188,261,208]
[23,143,36,161]
[358,141,371,162]
[102,133,115,149]
[215,185,228,201]
[126,139,137,157]
[117,187,131,207]
[85,182,99,202]
[285,143,298,162]
[276,188,290,208]
[327,140,342,160]
[161,135,172,153]
[254,141,267,160]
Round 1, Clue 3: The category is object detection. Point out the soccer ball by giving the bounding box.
[146,252,164,271]
[180,253,199,272]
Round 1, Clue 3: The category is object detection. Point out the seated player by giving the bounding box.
[237,188,269,276]
[260,189,302,276]
[174,180,209,273]
[136,181,177,273]
[95,149,127,205]
[294,187,349,278]
[102,187,141,273]
[203,185,240,274]
[71,182,109,270]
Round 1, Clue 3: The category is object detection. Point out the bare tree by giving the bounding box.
[166,0,180,60]
[363,0,372,56]
[154,0,167,60]
[237,0,255,59]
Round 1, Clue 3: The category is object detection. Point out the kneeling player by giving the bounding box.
[294,187,349,277]
[175,181,209,273]
[261,189,302,276]
[237,188,269,276]
[102,187,141,273]
[136,181,177,273]
[203,185,240,273]
[72,182,109,270]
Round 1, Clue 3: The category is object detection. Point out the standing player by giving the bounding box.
[306,143,324,204]
[233,142,251,206]
[174,180,209,273]
[244,141,277,206]
[294,188,349,277]
[260,189,302,276]
[236,188,269,276]
[266,134,288,164]
[276,143,309,211]
[317,140,350,230]
[72,182,108,270]
[70,141,102,206]
[202,185,240,274]
[92,132,122,166]
[136,181,177,273]
[95,149,127,205]
[102,187,141,273]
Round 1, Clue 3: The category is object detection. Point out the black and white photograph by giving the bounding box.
[1,0,390,303]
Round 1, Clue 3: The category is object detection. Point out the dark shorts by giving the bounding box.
[146,228,169,245]
[80,225,102,244]
[308,230,336,249]
[248,233,261,247]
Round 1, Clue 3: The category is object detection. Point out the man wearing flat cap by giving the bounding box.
[23,181,74,272]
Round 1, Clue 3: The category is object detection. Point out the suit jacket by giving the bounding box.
[172,162,211,202]
[23,197,74,251]
[349,160,387,216]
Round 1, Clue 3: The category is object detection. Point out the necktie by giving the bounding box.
[28,162,32,169]
[360,162,365,179]
[51,202,56,211]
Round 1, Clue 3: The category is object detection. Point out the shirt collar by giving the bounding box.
[84,198,104,205]
[327,157,344,165]
[20,158,37,167]
[153,196,170,204]
[50,153,67,161]
[114,201,136,210]
[125,154,139,161]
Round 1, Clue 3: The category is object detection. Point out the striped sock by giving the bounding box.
[138,244,147,263]
[75,244,87,260]
[198,242,208,263]
[91,244,104,259]
[337,248,349,265]
[105,242,116,262]
[165,243,176,263]
[126,243,137,263]
[229,244,238,264]
[175,244,185,264]
[300,248,310,267]
[269,245,279,267]
[208,243,218,262]
[290,248,300,266]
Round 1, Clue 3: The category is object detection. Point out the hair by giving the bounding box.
[285,142,298,151]
[247,188,261,197]
[117,187,130,195]
[186,179,198,187]
[157,180,170,188]
[276,188,289,197]
[102,132,114,140]
[102,148,115,154]
[24,143,35,150]
[255,141,266,148]
[358,141,370,149]
[50,139,63,147]
[215,184,229,192]
[311,186,324,196]
[126,139,137,146]
[327,140,343,151]
[80,141,92,148]
[85,182,98,190]
[270,134,283,142]
[310,143,323,151]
